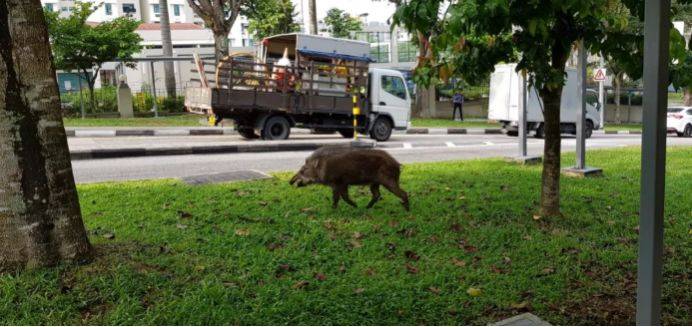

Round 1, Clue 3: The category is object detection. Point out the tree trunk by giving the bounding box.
[308,0,317,35]
[412,44,427,117]
[213,32,229,63]
[0,0,92,270]
[159,0,176,98]
[614,74,622,123]
[538,86,563,217]
[684,86,691,106]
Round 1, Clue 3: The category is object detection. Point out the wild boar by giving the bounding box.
[290,147,409,210]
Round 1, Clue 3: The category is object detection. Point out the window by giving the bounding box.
[381,75,407,100]
[44,3,54,11]
[61,6,70,12]
[173,4,181,16]
[152,4,160,17]
[122,3,136,14]
[105,3,112,15]
[687,109,692,115]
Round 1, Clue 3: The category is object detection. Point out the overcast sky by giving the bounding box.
[292,0,398,24]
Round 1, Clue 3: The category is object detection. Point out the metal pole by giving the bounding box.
[78,75,85,119]
[519,70,527,157]
[149,61,159,118]
[599,55,605,128]
[637,0,670,324]
[576,40,586,169]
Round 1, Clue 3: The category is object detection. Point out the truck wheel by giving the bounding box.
[369,117,393,142]
[261,116,291,140]
[534,124,545,139]
[338,129,354,138]
[682,124,692,137]
[585,120,594,139]
[506,130,518,137]
[238,127,258,139]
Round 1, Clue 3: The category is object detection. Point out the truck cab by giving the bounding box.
[369,68,412,140]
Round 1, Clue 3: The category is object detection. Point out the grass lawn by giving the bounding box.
[604,123,642,132]
[63,115,204,127]
[411,118,501,129]
[1,147,690,325]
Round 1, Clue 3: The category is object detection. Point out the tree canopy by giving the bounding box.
[44,1,141,94]
[324,8,363,38]
[243,0,299,40]
[392,0,688,215]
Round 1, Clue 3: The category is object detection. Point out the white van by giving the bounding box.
[488,63,602,138]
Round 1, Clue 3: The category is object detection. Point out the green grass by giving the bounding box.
[604,123,642,132]
[63,115,204,127]
[669,92,684,104]
[411,118,501,129]
[1,147,690,325]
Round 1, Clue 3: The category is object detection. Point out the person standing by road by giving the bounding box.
[452,91,464,121]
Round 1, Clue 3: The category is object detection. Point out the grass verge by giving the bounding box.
[63,115,203,127]
[1,147,690,325]
[411,118,501,129]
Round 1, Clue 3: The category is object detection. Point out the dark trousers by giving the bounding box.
[452,103,463,120]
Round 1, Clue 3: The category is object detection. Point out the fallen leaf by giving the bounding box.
[314,273,326,281]
[177,211,192,219]
[352,232,364,240]
[397,227,417,238]
[266,242,283,251]
[532,214,541,220]
[490,265,505,274]
[235,228,250,236]
[176,223,188,229]
[466,287,481,297]
[354,288,365,294]
[428,286,441,294]
[510,301,530,310]
[458,195,466,200]
[339,263,346,273]
[503,256,512,264]
[405,263,419,274]
[540,267,555,275]
[292,280,309,289]
[300,207,314,213]
[404,250,420,261]
[452,258,467,267]
[103,233,115,240]
[388,220,399,228]
[258,201,268,206]
[349,239,363,248]
[523,235,533,240]
[450,223,463,232]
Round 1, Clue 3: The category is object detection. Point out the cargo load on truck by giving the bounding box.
[185,33,411,141]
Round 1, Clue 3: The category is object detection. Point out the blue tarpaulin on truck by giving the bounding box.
[297,49,374,63]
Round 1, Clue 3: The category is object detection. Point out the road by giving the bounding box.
[71,133,692,184]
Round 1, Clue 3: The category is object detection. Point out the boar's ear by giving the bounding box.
[310,158,320,170]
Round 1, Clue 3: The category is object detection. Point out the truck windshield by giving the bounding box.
[382,75,407,100]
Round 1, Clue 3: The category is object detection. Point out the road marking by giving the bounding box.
[403,142,412,149]
[484,141,495,146]
[445,142,456,147]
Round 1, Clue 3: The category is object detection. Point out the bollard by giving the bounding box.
[352,95,360,140]
[117,75,134,118]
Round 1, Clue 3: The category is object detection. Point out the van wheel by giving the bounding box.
[261,116,291,140]
[369,117,393,141]
[238,127,258,139]
[338,129,354,138]
[584,120,594,139]
[534,124,545,139]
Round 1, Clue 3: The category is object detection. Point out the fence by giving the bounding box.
[57,55,214,118]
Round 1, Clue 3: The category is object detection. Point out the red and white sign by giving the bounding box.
[593,68,607,82]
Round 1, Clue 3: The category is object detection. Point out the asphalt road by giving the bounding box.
[71,133,692,184]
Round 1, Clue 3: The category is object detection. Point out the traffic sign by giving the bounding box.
[593,68,607,82]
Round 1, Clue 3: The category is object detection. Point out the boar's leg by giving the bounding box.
[382,181,410,211]
[366,184,381,209]
[331,186,341,209]
[339,185,358,208]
